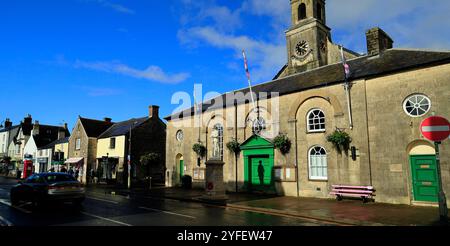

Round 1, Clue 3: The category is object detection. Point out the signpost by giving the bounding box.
[420,116,450,222]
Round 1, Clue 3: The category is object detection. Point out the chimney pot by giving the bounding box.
[149,105,159,118]
[4,118,12,128]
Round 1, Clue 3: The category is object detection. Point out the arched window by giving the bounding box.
[316,3,322,21]
[213,124,224,160]
[252,117,266,134]
[308,146,328,180]
[307,109,326,132]
[298,3,306,21]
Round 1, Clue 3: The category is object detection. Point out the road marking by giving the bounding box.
[86,196,119,204]
[81,212,132,226]
[139,206,196,219]
[0,215,13,226]
[0,199,32,214]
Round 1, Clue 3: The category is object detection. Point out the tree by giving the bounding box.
[140,152,161,178]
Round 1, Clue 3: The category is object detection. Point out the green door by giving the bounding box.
[241,135,275,192]
[179,160,184,180]
[250,156,272,186]
[410,155,439,202]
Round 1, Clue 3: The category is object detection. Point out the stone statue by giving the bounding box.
[211,128,220,158]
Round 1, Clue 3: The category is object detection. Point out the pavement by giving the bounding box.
[90,183,450,226]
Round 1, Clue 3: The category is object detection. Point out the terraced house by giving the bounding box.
[67,117,114,184]
[96,105,166,187]
[165,0,450,206]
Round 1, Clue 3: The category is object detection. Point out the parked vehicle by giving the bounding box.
[10,173,85,208]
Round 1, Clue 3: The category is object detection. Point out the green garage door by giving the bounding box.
[410,155,439,202]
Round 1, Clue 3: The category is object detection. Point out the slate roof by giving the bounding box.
[165,48,450,120]
[33,125,71,149]
[38,137,70,150]
[0,125,20,133]
[79,117,115,138]
[98,117,149,139]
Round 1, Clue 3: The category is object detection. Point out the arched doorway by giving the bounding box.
[407,140,438,203]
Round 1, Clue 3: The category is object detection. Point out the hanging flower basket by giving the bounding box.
[192,143,206,158]
[273,134,292,155]
[326,130,352,152]
[226,139,241,155]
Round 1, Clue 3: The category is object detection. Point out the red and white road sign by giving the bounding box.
[420,116,450,142]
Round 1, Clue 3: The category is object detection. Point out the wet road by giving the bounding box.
[0,177,331,226]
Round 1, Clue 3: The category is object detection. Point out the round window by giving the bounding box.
[403,94,431,117]
[176,130,184,142]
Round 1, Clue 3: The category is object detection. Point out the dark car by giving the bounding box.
[10,173,85,207]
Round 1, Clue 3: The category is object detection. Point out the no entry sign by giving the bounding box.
[420,116,450,142]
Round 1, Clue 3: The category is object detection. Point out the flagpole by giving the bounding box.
[242,50,257,116]
[340,46,353,130]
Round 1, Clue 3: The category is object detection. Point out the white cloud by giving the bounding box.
[86,0,135,14]
[327,0,450,51]
[178,27,285,82]
[74,60,190,84]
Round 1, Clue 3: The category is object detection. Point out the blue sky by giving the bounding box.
[1,0,449,130]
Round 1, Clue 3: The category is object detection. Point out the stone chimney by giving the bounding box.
[33,120,40,135]
[366,27,394,56]
[4,118,12,128]
[58,124,67,140]
[23,114,32,125]
[104,117,112,123]
[149,105,159,119]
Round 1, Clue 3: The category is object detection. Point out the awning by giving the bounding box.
[64,157,84,164]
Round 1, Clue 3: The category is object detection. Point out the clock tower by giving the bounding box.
[286,0,331,74]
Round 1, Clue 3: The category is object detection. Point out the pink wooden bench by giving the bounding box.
[330,185,376,203]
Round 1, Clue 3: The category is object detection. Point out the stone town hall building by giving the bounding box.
[165,0,450,205]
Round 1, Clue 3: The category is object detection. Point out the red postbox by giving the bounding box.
[22,159,33,179]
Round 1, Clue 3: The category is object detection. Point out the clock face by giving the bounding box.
[295,40,309,56]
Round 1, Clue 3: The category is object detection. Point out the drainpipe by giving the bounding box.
[293,119,300,197]
[235,101,238,193]
[364,80,373,186]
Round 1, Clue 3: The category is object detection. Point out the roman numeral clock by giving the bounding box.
[291,40,313,67]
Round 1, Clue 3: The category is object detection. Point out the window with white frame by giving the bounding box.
[403,94,431,117]
[76,138,81,150]
[307,109,326,132]
[308,146,328,180]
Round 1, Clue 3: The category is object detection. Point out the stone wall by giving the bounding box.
[166,63,450,205]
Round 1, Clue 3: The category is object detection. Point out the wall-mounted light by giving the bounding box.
[351,146,357,161]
